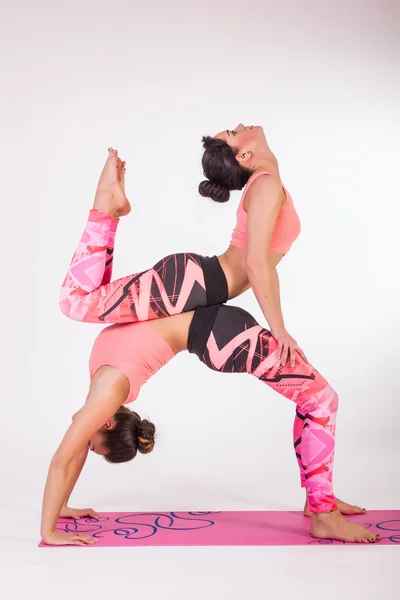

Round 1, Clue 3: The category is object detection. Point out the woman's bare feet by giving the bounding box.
[93,148,131,218]
[311,510,380,543]
[304,496,366,518]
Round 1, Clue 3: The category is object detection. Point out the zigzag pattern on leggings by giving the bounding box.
[198,305,338,513]
[59,211,208,323]
[98,254,207,322]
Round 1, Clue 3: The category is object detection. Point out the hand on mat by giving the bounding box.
[60,506,101,520]
[43,531,99,547]
[272,328,308,367]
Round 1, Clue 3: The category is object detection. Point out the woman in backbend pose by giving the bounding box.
[42,302,379,546]
[61,130,303,367]
[47,152,377,545]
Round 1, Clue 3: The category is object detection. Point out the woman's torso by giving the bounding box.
[89,321,178,404]
[217,168,301,297]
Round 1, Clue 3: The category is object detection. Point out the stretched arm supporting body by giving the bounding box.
[41,368,128,544]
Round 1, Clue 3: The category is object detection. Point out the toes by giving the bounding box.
[346,505,366,515]
[108,148,118,160]
[365,532,379,543]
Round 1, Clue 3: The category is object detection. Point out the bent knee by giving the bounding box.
[59,292,74,317]
[328,387,339,413]
[59,297,82,321]
[59,299,71,318]
[311,385,339,415]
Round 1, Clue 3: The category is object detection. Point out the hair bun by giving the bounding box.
[198,180,230,203]
[137,419,156,454]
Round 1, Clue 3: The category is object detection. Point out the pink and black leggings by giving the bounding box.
[61,210,338,513]
[188,305,338,514]
[60,209,228,323]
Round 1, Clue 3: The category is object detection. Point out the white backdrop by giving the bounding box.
[1,0,399,527]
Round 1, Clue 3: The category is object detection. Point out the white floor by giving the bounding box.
[1,508,399,600]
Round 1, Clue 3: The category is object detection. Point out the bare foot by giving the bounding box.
[304,497,366,518]
[311,510,380,543]
[93,148,131,218]
[114,155,130,217]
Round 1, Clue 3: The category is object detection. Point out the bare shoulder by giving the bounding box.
[245,174,285,211]
[88,366,130,404]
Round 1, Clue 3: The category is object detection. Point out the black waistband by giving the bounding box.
[188,305,221,358]
[200,255,228,306]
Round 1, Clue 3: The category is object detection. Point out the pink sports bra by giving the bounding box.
[89,322,174,405]
[230,171,301,254]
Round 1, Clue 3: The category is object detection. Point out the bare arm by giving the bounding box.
[60,440,101,520]
[245,175,307,366]
[41,370,127,542]
[40,404,114,540]
[58,445,103,520]
[245,175,286,334]
[62,446,89,507]
[270,267,284,327]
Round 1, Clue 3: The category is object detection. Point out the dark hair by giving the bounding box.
[199,136,253,203]
[102,407,156,464]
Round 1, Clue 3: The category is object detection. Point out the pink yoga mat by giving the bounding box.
[39,510,400,547]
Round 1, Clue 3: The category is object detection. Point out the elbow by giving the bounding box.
[51,450,73,470]
[245,258,270,277]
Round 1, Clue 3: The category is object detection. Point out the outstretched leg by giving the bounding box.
[188,305,379,543]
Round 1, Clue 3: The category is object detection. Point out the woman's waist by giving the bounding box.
[217,246,284,297]
[217,247,249,297]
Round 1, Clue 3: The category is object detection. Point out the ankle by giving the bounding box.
[93,191,113,214]
[313,509,340,521]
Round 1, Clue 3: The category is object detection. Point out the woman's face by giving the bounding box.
[214,124,266,150]
[87,422,112,456]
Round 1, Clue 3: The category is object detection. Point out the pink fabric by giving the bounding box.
[59,210,208,323]
[39,510,400,547]
[230,171,301,253]
[89,322,175,404]
[204,315,338,514]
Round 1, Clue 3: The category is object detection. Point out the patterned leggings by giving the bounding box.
[59,210,226,323]
[190,305,338,514]
[61,211,338,512]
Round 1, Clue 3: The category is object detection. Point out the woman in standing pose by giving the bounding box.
[58,138,366,541]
